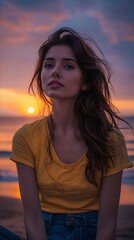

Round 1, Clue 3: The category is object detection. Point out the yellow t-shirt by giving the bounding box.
[10,117,133,213]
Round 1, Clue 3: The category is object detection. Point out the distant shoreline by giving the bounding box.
[0,115,134,120]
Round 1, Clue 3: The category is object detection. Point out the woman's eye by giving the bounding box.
[44,63,53,69]
[64,64,74,70]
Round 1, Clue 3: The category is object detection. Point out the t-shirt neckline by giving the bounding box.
[45,116,87,168]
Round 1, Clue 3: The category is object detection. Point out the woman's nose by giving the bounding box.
[51,66,60,78]
[52,71,60,78]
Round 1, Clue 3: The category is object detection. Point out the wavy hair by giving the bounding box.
[29,27,127,186]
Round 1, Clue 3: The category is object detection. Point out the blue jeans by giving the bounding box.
[42,211,98,240]
[0,211,98,240]
[0,225,25,240]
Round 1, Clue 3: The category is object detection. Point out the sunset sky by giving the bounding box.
[0,0,134,116]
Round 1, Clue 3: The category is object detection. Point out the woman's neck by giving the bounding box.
[51,100,77,135]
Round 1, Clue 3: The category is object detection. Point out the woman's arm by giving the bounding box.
[16,162,47,240]
[96,171,122,240]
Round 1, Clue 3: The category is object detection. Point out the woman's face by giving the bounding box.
[41,45,83,100]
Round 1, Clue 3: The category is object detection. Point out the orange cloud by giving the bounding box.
[0,2,70,44]
[113,99,134,116]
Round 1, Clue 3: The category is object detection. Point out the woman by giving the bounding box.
[0,27,133,240]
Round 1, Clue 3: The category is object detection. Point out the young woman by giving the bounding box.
[0,27,133,240]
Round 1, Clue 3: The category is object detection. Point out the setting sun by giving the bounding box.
[27,106,35,114]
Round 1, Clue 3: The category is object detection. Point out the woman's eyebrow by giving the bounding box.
[62,58,77,63]
[44,57,77,63]
[44,57,54,61]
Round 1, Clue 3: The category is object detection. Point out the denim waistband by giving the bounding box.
[42,211,98,226]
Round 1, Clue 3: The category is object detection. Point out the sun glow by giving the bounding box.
[27,106,35,114]
[0,88,134,117]
[0,88,41,116]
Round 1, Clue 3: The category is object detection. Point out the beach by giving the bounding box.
[0,196,134,240]
[0,196,26,239]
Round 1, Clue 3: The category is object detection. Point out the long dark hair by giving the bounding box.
[29,27,127,186]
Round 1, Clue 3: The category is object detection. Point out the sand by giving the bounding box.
[0,196,26,239]
[0,196,134,239]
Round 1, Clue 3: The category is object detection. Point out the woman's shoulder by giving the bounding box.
[108,127,125,144]
[104,127,133,176]
[14,117,48,139]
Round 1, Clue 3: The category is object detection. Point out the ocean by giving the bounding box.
[0,116,134,203]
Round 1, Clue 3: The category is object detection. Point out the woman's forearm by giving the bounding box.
[96,173,122,240]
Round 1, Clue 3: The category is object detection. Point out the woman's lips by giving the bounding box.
[48,80,64,88]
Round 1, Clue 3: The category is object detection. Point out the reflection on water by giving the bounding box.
[120,184,134,205]
[0,182,20,198]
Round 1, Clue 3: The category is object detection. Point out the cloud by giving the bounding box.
[0,0,65,12]
[1,0,133,45]
[0,0,94,12]
[88,10,118,44]
[113,99,134,116]
[64,0,94,13]
[0,0,70,45]
[0,0,133,105]
[111,69,134,100]
[88,9,134,44]
[98,0,134,23]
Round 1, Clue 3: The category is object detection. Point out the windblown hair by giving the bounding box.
[29,27,126,186]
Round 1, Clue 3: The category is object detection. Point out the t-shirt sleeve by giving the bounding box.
[10,126,35,168]
[103,129,133,176]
